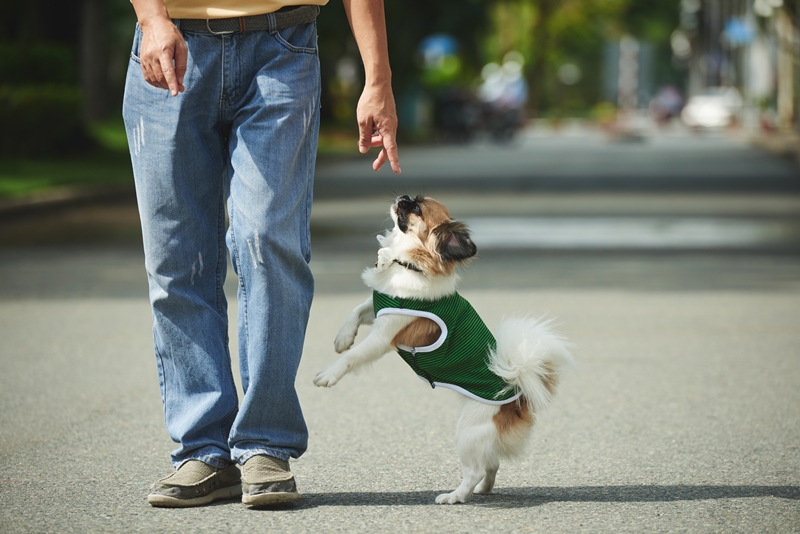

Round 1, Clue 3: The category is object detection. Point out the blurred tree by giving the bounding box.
[81,0,109,121]
[482,0,626,115]
[480,0,681,117]
[317,0,492,130]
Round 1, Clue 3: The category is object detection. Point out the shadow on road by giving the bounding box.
[270,485,800,509]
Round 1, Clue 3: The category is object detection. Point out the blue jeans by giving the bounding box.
[122,18,320,468]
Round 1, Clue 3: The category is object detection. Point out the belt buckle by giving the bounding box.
[205,19,235,35]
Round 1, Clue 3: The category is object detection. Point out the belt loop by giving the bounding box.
[239,16,246,32]
[267,11,277,34]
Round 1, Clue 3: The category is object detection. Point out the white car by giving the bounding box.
[681,87,743,128]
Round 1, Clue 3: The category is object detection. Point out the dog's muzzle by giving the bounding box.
[395,195,419,233]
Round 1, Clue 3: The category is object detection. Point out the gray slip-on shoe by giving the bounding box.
[148,460,242,508]
[241,454,300,506]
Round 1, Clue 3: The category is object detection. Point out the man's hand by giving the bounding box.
[357,82,400,173]
[343,0,401,174]
[132,0,187,97]
[139,16,187,96]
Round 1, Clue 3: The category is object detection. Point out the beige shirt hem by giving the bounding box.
[164,0,328,19]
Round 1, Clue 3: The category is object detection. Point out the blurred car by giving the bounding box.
[680,87,743,128]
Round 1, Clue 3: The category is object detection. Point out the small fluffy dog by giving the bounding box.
[313,195,574,504]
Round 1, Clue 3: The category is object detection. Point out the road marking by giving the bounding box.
[465,217,798,249]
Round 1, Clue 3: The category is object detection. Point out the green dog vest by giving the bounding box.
[373,291,520,404]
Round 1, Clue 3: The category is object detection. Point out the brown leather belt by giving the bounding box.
[176,5,319,35]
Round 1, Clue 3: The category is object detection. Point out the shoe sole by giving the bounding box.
[148,484,243,508]
[242,490,300,507]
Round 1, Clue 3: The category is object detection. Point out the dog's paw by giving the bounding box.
[473,483,493,495]
[435,492,468,504]
[375,247,395,271]
[313,361,347,387]
[334,327,356,353]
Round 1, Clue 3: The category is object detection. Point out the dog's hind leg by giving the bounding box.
[435,400,500,504]
[473,464,499,494]
[435,462,485,504]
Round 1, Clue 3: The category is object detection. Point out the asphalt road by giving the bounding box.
[0,129,798,532]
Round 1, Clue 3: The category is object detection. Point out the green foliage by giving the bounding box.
[316,0,492,129]
[0,151,132,198]
[479,0,682,115]
[0,84,91,157]
[0,41,92,157]
[0,43,77,85]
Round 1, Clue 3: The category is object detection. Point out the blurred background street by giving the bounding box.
[1,0,800,532]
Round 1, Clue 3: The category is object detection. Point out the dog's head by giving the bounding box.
[391,195,477,273]
[363,195,476,299]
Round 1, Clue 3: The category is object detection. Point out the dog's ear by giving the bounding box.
[433,221,477,262]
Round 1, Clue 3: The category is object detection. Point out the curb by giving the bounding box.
[0,183,136,222]
[748,133,800,167]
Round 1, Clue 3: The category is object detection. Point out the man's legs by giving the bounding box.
[124,16,320,506]
[123,26,238,470]
[224,20,320,465]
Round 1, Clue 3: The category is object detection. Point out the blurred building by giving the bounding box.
[674,0,799,130]
[603,37,656,112]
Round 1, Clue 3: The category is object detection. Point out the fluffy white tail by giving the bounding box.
[488,315,575,413]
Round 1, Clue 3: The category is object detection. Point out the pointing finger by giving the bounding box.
[380,130,401,174]
[173,41,188,93]
[159,49,180,96]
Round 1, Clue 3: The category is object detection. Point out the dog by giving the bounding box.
[313,195,574,504]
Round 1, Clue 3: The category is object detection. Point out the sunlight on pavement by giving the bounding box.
[466,217,798,249]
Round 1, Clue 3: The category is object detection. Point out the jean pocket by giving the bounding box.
[130,23,143,63]
[271,22,317,54]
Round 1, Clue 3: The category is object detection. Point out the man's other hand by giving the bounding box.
[356,82,400,174]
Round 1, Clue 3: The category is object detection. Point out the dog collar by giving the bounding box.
[373,258,425,273]
[393,259,424,273]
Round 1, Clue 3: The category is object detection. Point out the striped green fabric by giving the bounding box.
[373,291,518,403]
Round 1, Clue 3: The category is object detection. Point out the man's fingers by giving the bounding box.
[174,41,188,92]
[372,148,388,171]
[364,129,400,173]
[370,133,384,147]
[159,50,180,96]
[380,131,401,174]
[141,62,166,90]
[357,121,372,154]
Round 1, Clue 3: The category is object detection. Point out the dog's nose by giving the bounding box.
[396,195,413,205]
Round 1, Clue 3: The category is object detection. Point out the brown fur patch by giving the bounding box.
[541,363,559,395]
[407,246,454,276]
[493,397,534,437]
[392,317,442,348]
[417,197,452,229]
[403,197,460,276]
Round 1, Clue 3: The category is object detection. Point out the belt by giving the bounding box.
[176,5,320,35]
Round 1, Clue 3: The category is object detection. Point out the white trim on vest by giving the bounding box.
[376,307,447,353]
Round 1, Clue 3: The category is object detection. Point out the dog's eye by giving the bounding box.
[412,205,421,215]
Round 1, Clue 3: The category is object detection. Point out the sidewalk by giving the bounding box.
[749,130,800,165]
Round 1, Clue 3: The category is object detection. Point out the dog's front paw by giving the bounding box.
[435,492,468,505]
[334,327,356,353]
[375,247,395,271]
[313,361,348,387]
